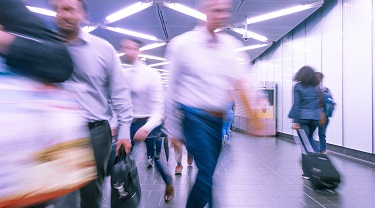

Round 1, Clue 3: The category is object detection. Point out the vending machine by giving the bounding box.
[232,81,277,136]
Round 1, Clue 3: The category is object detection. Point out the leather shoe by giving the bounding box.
[164,184,174,202]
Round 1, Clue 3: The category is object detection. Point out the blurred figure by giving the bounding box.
[165,0,261,207]
[173,139,194,174]
[0,0,73,82]
[289,66,324,154]
[1,1,78,208]
[316,72,335,154]
[50,0,133,207]
[120,38,174,202]
[222,100,235,144]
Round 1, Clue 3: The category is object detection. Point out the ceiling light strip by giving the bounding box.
[164,3,207,21]
[105,2,153,24]
[148,62,170,67]
[26,6,56,16]
[103,26,160,41]
[140,42,167,51]
[232,29,268,42]
[246,3,320,24]
[138,54,166,61]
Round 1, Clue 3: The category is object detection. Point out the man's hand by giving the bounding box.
[116,139,132,155]
[133,127,150,142]
[292,123,301,130]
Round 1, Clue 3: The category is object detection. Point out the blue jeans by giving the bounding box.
[130,119,162,159]
[180,104,222,208]
[130,120,171,185]
[318,118,329,151]
[222,112,234,141]
[299,119,319,152]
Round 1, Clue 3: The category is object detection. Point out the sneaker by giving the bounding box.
[155,153,161,160]
[175,164,183,175]
[222,135,228,145]
[301,174,310,180]
[187,154,193,166]
[320,150,327,154]
[147,157,153,168]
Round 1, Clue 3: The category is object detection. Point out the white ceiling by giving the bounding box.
[23,0,324,66]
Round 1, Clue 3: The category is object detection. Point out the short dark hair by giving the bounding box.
[294,66,319,87]
[122,38,144,47]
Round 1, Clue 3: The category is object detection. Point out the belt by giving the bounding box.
[88,120,107,130]
[132,117,149,123]
[205,111,224,118]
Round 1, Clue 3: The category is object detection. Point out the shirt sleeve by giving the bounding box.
[5,36,73,82]
[164,39,184,140]
[142,69,164,132]
[293,84,302,124]
[107,47,133,140]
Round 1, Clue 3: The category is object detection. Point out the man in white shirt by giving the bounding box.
[121,38,174,202]
[165,0,261,207]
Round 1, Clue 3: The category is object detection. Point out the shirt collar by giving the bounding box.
[66,28,89,46]
[193,25,220,46]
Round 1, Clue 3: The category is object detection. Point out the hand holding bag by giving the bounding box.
[111,147,141,208]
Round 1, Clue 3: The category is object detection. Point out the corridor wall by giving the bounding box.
[252,0,375,154]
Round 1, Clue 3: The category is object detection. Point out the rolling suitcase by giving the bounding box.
[293,129,341,190]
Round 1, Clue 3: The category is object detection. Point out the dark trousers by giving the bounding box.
[318,118,329,151]
[299,119,319,152]
[181,105,222,208]
[130,120,171,185]
[130,119,162,159]
[52,121,112,208]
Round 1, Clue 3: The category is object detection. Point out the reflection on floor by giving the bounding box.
[101,132,375,208]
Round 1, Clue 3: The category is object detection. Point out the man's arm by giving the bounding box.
[133,69,164,141]
[107,46,133,155]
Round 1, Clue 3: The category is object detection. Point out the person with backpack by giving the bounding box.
[315,72,335,154]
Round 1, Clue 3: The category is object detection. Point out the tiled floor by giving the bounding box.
[101,132,375,208]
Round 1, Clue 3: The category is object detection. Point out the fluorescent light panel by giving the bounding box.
[140,42,167,51]
[138,54,166,61]
[235,44,269,52]
[232,28,268,42]
[246,4,318,24]
[148,62,170,67]
[164,3,207,21]
[104,26,159,41]
[105,2,153,24]
[26,6,56,16]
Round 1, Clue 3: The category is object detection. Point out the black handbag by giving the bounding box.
[111,147,141,208]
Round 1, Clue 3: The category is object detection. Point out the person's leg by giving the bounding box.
[299,119,319,153]
[226,113,234,142]
[182,106,222,208]
[80,122,112,208]
[155,136,162,159]
[174,140,183,174]
[318,118,329,153]
[145,137,156,167]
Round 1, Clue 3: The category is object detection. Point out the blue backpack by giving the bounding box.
[322,88,335,117]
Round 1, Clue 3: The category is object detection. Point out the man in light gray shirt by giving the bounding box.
[51,0,133,207]
[165,0,262,207]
